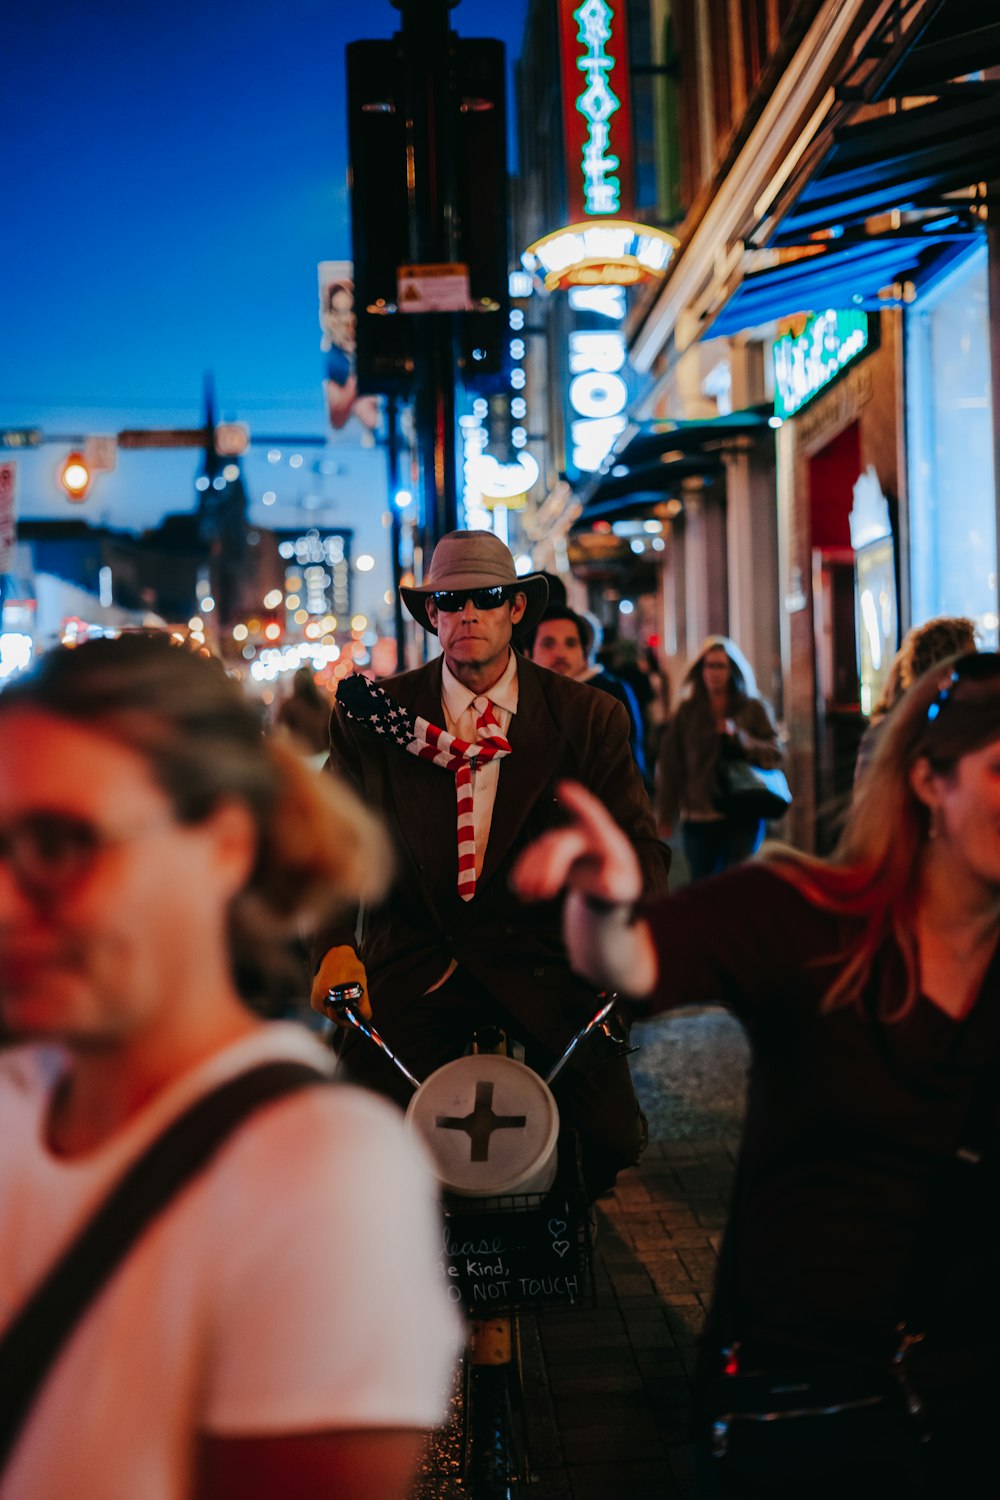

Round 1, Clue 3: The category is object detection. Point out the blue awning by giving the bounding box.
[773,92,1000,245]
[707,230,977,341]
[574,408,772,526]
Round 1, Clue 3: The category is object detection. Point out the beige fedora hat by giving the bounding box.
[400,530,549,635]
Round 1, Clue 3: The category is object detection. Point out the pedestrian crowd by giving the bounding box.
[0,531,997,1500]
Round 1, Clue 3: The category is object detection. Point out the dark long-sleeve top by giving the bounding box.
[656,694,783,828]
[638,864,1000,1386]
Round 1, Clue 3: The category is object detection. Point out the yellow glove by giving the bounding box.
[310,945,372,1023]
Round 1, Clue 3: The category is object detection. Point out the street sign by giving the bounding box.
[215,422,250,456]
[118,428,208,449]
[0,428,41,450]
[0,461,17,572]
[397,262,472,312]
[85,435,117,473]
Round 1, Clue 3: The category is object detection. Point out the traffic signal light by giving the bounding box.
[346,34,510,393]
[60,452,91,502]
[346,38,414,393]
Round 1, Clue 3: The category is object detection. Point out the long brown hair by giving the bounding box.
[681,635,759,710]
[0,634,391,999]
[766,652,1000,1017]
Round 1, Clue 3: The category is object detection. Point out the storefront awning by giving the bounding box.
[771,91,1000,246]
[695,4,995,345]
[707,229,975,340]
[574,408,772,526]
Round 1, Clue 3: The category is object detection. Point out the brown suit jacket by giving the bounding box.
[318,653,670,1055]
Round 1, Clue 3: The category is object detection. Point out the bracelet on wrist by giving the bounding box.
[581,891,636,919]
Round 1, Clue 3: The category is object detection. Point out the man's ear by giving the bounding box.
[510,591,528,626]
[426,600,439,630]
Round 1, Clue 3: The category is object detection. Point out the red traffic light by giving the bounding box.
[60,452,91,502]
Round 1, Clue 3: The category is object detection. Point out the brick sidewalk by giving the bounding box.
[417,1131,740,1499]
[522,1135,738,1500]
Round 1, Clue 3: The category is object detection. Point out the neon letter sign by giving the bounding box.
[575,0,621,214]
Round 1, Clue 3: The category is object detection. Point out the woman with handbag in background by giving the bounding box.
[514,651,1000,1498]
[657,636,785,880]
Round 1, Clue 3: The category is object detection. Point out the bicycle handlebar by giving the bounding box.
[326,984,620,1094]
[324,985,423,1091]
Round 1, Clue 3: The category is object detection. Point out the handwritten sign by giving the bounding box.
[439,1191,589,1312]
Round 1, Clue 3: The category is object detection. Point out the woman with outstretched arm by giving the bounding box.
[512,652,1000,1500]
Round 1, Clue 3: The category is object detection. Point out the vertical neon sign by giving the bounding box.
[559,0,634,221]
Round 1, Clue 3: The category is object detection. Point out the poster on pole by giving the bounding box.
[318,261,381,435]
[0,461,17,573]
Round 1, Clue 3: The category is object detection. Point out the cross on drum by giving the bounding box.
[435,1080,527,1161]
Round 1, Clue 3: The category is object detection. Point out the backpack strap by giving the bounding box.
[0,1058,328,1474]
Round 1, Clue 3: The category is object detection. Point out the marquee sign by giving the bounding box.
[522,221,677,292]
[559,0,634,221]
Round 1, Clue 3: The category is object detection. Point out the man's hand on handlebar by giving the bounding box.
[511,780,643,906]
[311,945,372,1024]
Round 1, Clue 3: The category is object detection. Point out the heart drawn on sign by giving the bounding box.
[548,1219,567,1237]
[552,1240,570,1258]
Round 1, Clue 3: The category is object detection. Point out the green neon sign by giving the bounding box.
[772,308,870,419]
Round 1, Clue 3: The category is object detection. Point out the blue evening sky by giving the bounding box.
[1,0,530,531]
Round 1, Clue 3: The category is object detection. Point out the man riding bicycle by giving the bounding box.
[312,531,669,1195]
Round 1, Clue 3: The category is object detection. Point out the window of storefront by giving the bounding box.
[906,244,998,646]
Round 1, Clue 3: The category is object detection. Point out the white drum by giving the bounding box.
[406,1053,560,1198]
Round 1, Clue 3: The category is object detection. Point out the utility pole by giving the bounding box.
[384,395,407,671]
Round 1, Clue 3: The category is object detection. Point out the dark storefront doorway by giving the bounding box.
[809,421,864,853]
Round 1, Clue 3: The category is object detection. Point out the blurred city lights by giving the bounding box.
[263,589,283,609]
[356,554,375,572]
[351,613,368,631]
[394,489,413,508]
[200,596,216,612]
[233,624,249,641]
[262,491,276,505]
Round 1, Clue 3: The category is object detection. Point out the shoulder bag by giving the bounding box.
[715,756,793,822]
[0,1058,328,1476]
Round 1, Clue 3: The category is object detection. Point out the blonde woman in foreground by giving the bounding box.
[0,634,460,1500]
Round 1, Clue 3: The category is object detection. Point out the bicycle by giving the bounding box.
[324,983,618,1498]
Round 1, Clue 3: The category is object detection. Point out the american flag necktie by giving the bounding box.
[336,674,511,901]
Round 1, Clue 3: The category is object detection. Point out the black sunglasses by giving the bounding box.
[925,651,1000,724]
[430,586,511,612]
